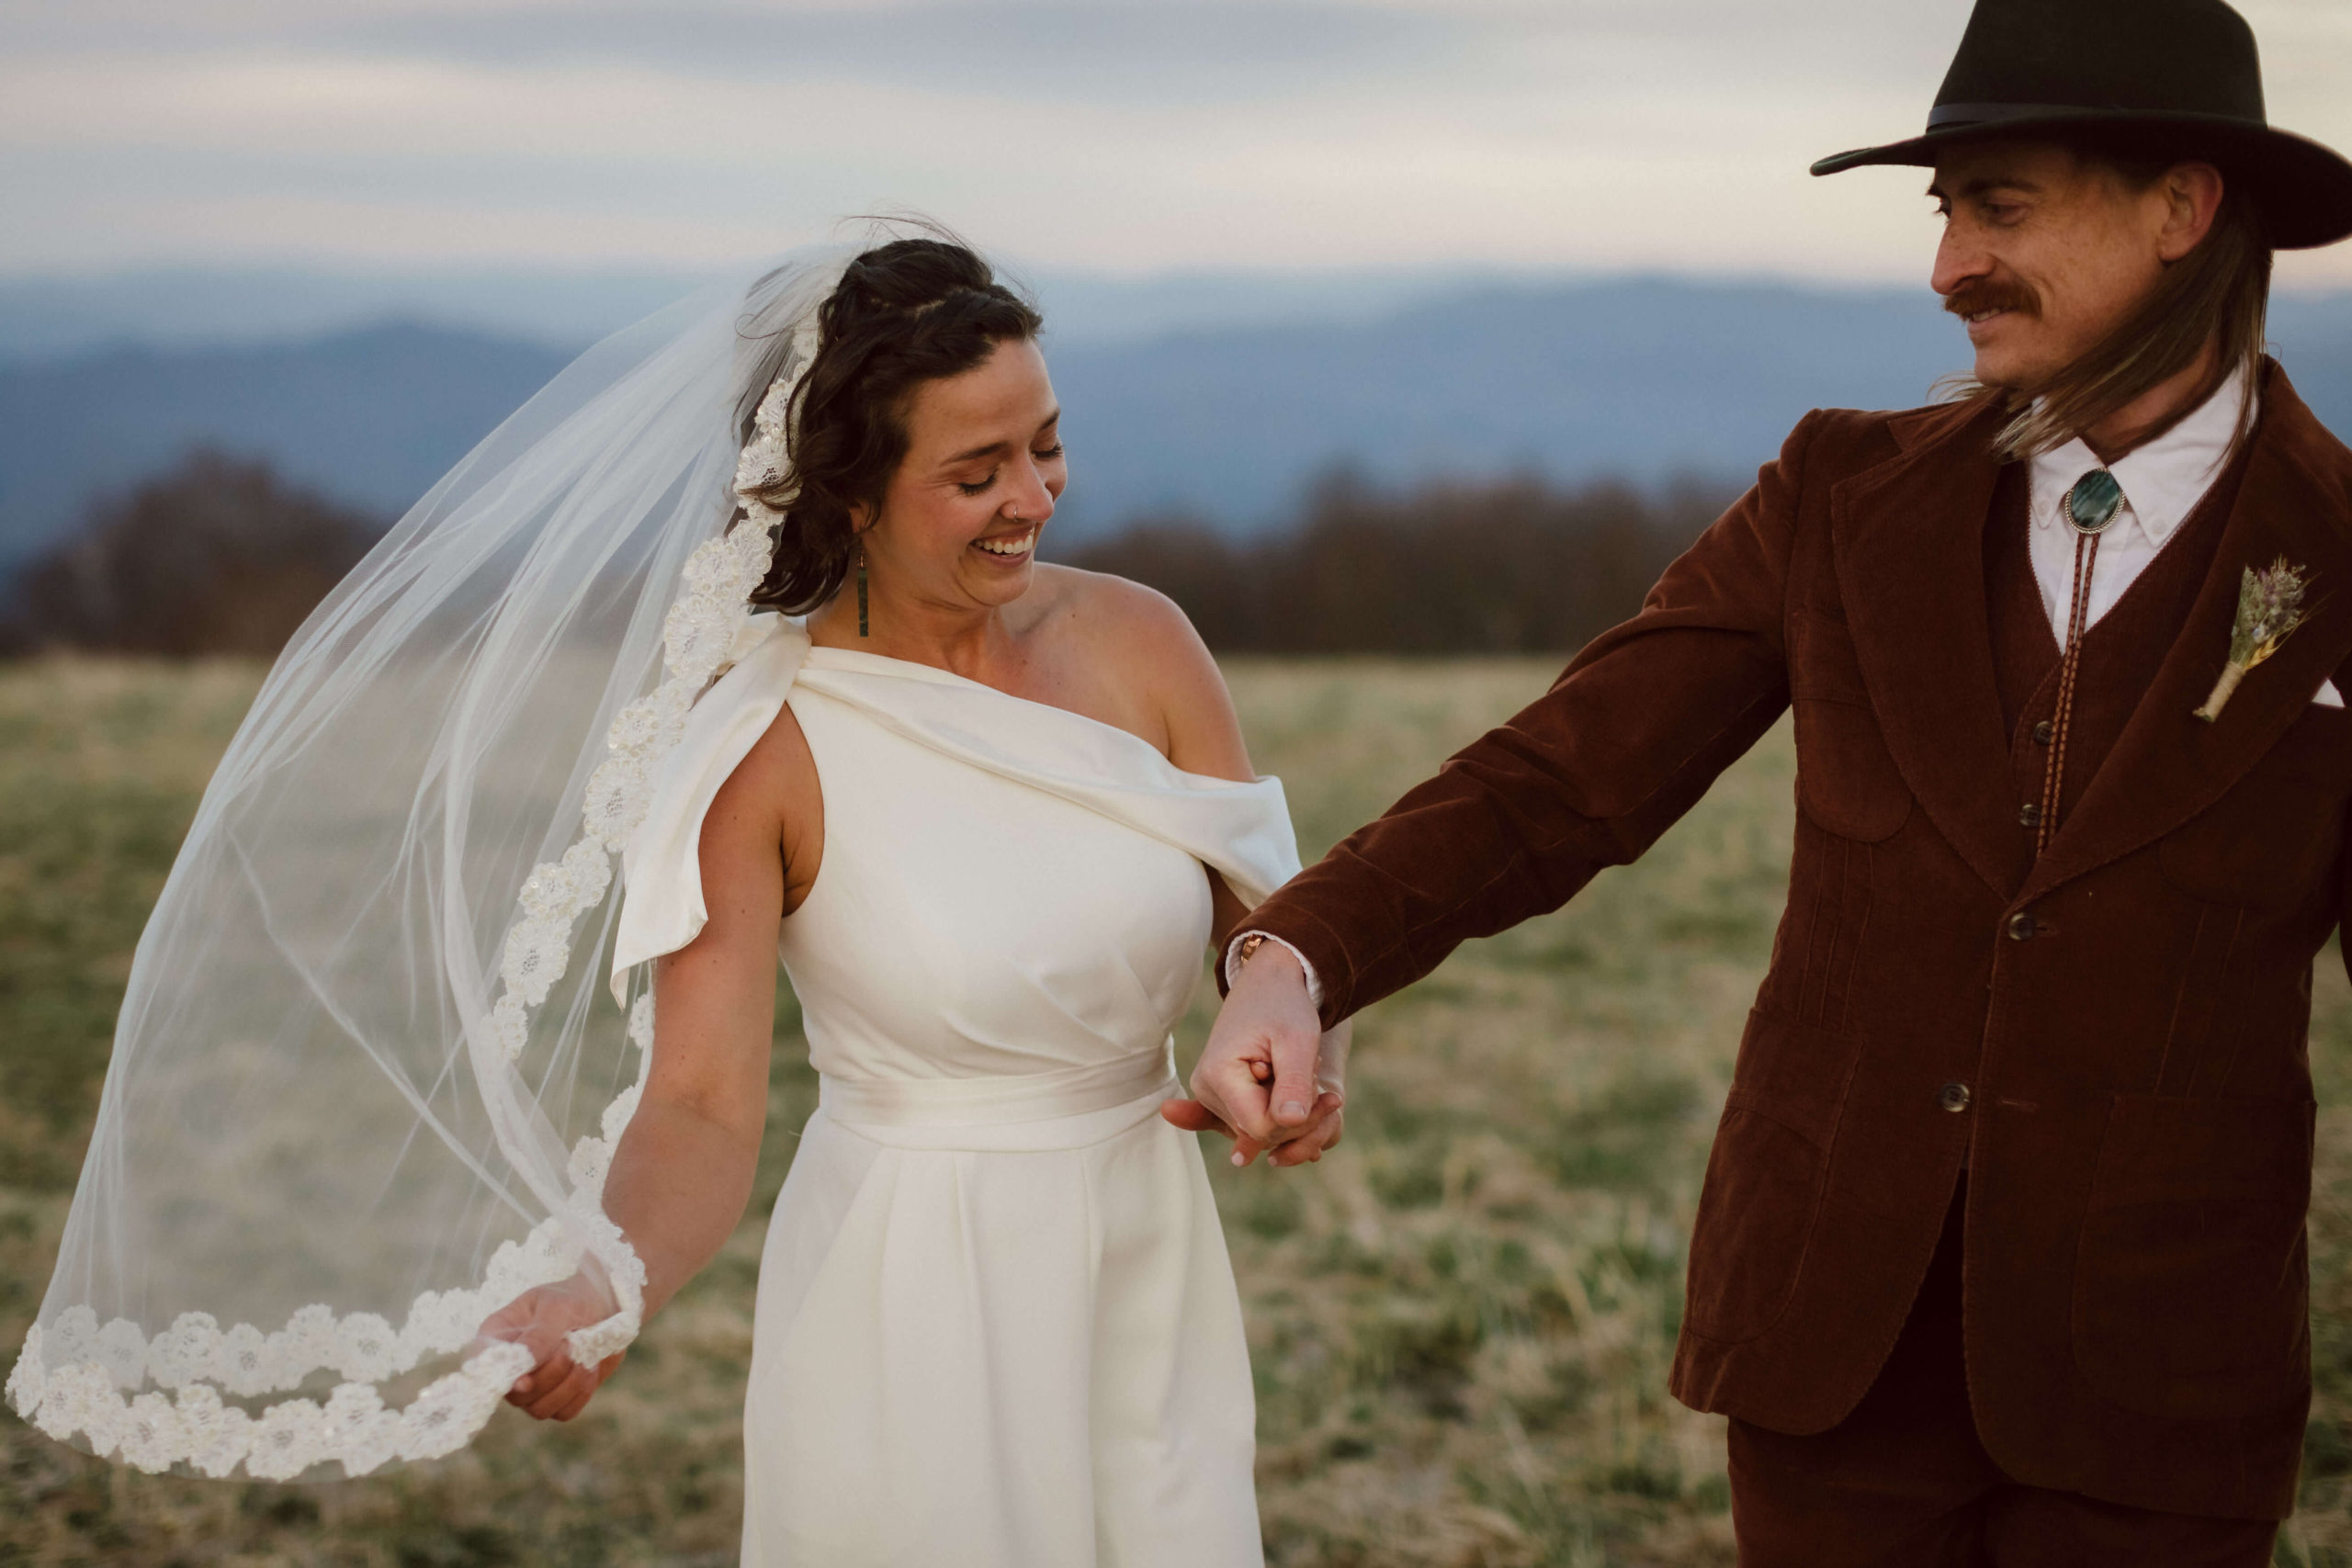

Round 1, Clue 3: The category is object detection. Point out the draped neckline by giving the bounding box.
[798,642,1260,795]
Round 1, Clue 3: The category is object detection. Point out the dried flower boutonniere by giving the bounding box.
[2194,557,2313,723]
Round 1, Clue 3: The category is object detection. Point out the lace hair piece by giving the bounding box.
[733,311,823,517]
[6,247,853,1479]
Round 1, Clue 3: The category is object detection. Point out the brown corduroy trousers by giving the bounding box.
[1724,1183,2282,1566]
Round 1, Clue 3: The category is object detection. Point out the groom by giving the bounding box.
[1180,0,2352,1560]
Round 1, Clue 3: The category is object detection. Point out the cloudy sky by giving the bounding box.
[6,0,2352,288]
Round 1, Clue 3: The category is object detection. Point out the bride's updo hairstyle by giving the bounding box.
[745,237,1044,614]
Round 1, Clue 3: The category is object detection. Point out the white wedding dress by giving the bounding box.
[613,618,1296,1566]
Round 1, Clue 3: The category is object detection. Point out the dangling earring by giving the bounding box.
[856,544,869,637]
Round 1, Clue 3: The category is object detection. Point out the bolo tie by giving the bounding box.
[2034,468,2124,856]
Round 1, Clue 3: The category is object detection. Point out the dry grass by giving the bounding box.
[3,655,2350,1566]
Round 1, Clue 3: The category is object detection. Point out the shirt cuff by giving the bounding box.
[1225,930,1324,1010]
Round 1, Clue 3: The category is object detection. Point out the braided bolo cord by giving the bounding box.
[2035,516,2102,858]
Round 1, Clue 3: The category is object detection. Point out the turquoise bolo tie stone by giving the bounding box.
[2064,468,2124,535]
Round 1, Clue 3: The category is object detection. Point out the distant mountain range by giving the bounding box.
[7,276,2352,578]
[0,265,1544,362]
[0,325,571,576]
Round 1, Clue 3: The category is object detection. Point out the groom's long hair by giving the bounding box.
[1947,136,2273,462]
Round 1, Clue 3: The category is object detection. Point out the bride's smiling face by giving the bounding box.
[856,337,1066,612]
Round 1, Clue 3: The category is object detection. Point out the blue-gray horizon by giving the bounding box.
[6,0,2348,290]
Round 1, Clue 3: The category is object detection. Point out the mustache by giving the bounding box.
[1945,278,2041,321]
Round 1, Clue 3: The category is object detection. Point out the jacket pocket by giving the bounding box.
[1792,699,1916,842]
[1683,1010,1860,1344]
[2071,1092,2313,1422]
[1790,612,1913,843]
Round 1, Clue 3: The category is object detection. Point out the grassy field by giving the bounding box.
[6,655,2352,1566]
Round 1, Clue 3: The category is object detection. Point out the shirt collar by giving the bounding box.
[2029,367,2255,547]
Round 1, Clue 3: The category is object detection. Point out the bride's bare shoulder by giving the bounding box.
[1030,566,1213,677]
[1026,561,1196,651]
[1025,563,1248,775]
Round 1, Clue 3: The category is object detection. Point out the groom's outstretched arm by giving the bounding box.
[1193,412,1823,1147]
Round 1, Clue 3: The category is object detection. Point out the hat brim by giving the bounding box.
[1811,107,2352,250]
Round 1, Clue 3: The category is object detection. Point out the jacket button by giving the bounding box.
[2032,720,2054,746]
[1939,1082,1972,1113]
[2018,801,2042,828]
[2007,911,2038,941]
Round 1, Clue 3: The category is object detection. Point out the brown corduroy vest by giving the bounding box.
[1982,455,2250,897]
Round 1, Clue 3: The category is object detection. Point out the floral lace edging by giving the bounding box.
[6,1321,537,1481]
[3,519,778,1479]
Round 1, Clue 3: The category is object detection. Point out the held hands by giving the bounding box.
[1161,941,1347,1168]
[479,1272,628,1423]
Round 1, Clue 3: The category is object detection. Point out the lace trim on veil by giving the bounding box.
[4,522,775,1480]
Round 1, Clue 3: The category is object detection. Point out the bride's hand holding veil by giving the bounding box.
[479,1274,628,1422]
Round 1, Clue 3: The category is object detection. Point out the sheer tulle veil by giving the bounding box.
[6,243,859,1480]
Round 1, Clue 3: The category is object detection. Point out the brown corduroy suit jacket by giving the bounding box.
[1244,364,2352,1520]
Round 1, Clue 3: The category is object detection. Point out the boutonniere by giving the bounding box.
[2194,557,2313,723]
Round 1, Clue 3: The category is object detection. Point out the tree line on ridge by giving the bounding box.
[0,452,1732,660]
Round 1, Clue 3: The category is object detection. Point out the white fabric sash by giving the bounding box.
[819,1043,1177,1132]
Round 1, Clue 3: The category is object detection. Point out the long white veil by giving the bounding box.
[6,243,855,1481]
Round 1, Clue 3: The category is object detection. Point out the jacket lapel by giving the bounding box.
[2019,367,2352,905]
[1832,398,2024,897]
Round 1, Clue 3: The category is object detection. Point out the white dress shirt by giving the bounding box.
[2028,370,2340,706]
[1233,371,2339,1000]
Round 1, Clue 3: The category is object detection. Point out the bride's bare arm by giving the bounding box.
[491,707,817,1421]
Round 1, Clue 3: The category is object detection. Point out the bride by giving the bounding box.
[489,236,1345,1560]
[5,231,1342,1565]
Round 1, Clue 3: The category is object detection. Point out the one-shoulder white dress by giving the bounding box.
[611,618,1299,1567]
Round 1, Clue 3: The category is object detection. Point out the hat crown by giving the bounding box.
[1933,0,2265,126]
[1808,0,2352,248]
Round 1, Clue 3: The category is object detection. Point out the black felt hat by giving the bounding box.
[1811,0,2352,249]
